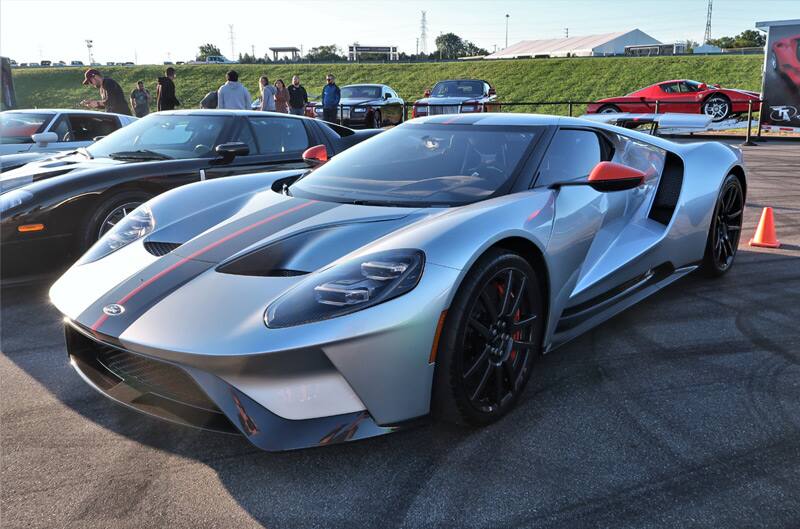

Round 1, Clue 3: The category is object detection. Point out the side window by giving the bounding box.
[610,133,666,179]
[535,129,603,187]
[49,115,72,141]
[248,117,310,155]
[659,83,679,94]
[67,115,120,141]
[231,120,258,155]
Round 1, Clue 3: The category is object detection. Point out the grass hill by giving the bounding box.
[10,55,763,115]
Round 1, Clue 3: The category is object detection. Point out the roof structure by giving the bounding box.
[486,29,660,59]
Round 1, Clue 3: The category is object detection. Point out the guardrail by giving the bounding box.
[323,97,764,143]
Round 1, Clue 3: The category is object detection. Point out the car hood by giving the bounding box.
[314,97,383,107]
[0,151,60,175]
[0,152,123,192]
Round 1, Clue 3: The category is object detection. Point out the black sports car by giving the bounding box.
[310,84,405,128]
[0,110,378,281]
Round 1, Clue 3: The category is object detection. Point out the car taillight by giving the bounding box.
[412,105,427,118]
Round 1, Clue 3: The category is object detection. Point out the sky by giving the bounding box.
[1,0,798,64]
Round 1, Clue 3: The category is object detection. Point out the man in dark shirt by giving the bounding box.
[287,75,308,116]
[80,69,131,115]
[156,67,180,111]
[129,80,150,117]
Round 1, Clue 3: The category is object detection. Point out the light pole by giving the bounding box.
[505,14,510,49]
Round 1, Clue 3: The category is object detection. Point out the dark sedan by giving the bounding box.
[0,110,379,281]
[310,84,405,128]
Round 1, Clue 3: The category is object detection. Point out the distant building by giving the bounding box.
[348,45,398,61]
[625,42,687,56]
[486,29,660,59]
[693,43,723,54]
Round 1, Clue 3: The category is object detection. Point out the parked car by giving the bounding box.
[48,112,746,451]
[40,60,52,67]
[770,34,800,87]
[70,60,85,67]
[190,55,236,65]
[412,79,498,118]
[308,84,404,128]
[586,80,761,122]
[55,61,66,67]
[0,109,137,156]
[1,110,381,280]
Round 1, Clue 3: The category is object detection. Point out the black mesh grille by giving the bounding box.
[144,241,182,256]
[649,153,684,225]
[95,344,218,411]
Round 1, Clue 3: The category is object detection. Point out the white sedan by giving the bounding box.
[0,109,136,156]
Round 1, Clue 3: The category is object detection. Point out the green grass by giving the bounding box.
[10,55,763,115]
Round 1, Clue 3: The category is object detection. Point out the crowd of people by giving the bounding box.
[79,66,342,118]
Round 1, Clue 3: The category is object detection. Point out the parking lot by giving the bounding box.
[2,139,799,529]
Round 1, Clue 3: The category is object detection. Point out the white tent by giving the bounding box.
[486,29,660,59]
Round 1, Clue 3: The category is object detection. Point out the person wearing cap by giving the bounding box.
[129,80,151,118]
[80,69,131,115]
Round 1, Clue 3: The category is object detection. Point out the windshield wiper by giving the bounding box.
[107,149,172,161]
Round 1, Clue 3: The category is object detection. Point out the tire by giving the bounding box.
[598,104,621,114]
[699,174,744,277]
[372,110,382,129]
[432,248,544,426]
[82,191,152,250]
[702,95,731,122]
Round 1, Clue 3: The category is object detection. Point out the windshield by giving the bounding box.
[431,81,485,98]
[0,113,52,144]
[290,124,541,207]
[341,86,382,99]
[87,114,230,160]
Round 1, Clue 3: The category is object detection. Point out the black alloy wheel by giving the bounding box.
[701,174,744,276]
[434,249,543,425]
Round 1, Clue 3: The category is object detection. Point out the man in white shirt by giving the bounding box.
[217,70,252,110]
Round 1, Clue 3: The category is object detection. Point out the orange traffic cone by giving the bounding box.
[749,207,780,248]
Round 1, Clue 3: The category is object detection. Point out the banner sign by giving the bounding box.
[757,19,800,132]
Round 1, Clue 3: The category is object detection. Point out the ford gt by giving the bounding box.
[50,113,746,451]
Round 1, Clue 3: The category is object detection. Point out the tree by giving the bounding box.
[197,43,222,60]
[708,30,765,49]
[435,33,464,59]
[306,44,345,62]
[463,40,489,57]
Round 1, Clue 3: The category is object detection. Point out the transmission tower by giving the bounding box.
[703,0,713,44]
[228,24,235,59]
[420,11,428,55]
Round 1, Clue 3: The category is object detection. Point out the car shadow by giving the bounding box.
[2,244,800,528]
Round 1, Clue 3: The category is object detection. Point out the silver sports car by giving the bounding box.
[50,113,746,451]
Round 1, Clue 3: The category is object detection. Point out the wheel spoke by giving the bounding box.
[471,362,493,402]
[508,276,527,317]
[499,270,513,317]
[727,225,741,233]
[479,289,498,321]
[726,209,742,220]
[468,318,491,339]
[503,360,516,389]
[511,313,537,330]
[463,346,489,379]
[513,339,535,349]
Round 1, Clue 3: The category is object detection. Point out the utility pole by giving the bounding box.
[564,28,569,39]
[134,49,138,64]
[251,44,255,60]
[505,14,510,49]
[228,24,235,59]
[420,11,428,54]
[85,39,94,65]
[703,0,713,44]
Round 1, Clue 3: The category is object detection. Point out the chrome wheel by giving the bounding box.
[703,97,730,122]
[599,105,621,114]
[461,267,539,414]
[97,201,142,239]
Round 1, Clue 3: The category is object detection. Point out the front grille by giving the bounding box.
[144,241,182,256]
[428,104,461,115]
[94,343,218,411]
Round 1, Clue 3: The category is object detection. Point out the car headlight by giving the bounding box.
[352,107,367,113]
[0,188,34,214]
[265,249,424,328]
[78,204,155,264]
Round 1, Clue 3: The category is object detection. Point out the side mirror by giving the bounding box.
[31,132,58,147]
[302,144,328,167]
[698,82,708,90]
[550,162,645,192]
[712,83,721,89]
[488,87,497,96]
[383,93,391,100]
[214,142,249,163]
[423,89,431,97]
[92,135,106,141]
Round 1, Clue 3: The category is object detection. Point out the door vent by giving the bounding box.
[649,152,684,225]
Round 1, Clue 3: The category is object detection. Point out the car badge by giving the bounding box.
[103,304,125,316]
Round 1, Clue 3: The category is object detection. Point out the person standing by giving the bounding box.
[217,70,252,110]
[274,79,289,113]
[321,73,341,123]
[80,69,131,115]
[129,80,151,117]
[156,67,180,111]
[259,75,276,111]
[287,75,308,116]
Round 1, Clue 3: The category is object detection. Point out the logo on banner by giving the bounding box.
[769,106,798,122]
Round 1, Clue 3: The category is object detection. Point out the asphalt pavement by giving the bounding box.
[2,140,800,529]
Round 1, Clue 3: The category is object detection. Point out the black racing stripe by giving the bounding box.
[76,199,338,338]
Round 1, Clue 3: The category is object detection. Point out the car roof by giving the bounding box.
[434,79,489,83]
[412,113,558,126]
[342,84,387,88]
[156,109,317,119]
[2,109,128,117]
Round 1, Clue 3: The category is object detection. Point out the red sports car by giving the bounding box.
[586,80,761,122]
[770,34,800,88]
